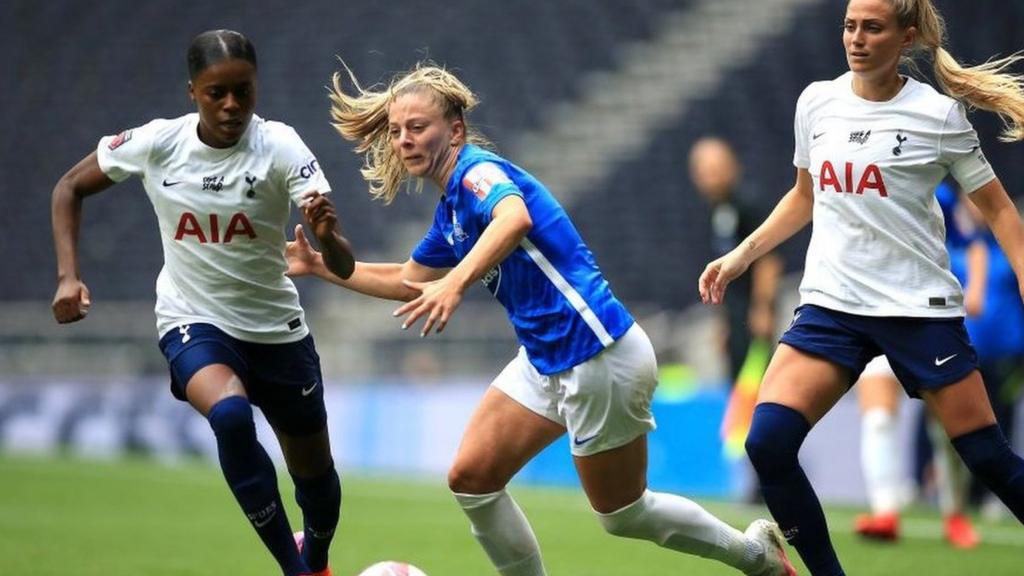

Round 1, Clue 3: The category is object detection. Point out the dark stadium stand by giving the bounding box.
[576,0,1024,309]
[3,0,1020,314]
[2,0,685,302]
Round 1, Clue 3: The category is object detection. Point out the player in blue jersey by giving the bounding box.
[699,1,1024,575]
[288,63,795,576]
[50,30,353,576]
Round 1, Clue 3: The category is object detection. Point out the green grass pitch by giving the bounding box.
[1,454,1021,575]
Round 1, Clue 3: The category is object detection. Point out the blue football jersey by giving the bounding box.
[941,182,1024,358]
[412,144,634,374]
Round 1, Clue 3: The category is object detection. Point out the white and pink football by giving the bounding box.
[356,561,427,576]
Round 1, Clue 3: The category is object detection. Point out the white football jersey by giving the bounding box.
[96,113,331,343]
[793,72,995,317]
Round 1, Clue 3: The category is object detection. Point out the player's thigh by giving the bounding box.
[759,343,849,425]
[449,386,565,493]
[921,370,998,438]
[185,364,248,415]
[159,323,249,415]
[573,435,647,513]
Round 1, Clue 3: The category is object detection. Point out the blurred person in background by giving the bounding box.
[699,0,1024,574]
[289,62,795,576]
[689,137,783,383]
[50,30,354,576]
[689,137,783,504]
[854,355,979,548]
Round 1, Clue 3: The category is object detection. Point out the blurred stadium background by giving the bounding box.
[2,1,1023,574]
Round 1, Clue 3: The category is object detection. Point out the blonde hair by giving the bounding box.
[887,0,1024,141]
[329,61,491,204]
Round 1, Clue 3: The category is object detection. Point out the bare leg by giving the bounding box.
[448,386,565,576]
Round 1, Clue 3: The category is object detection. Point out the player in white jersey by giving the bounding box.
[288,63,795,576]
[50,30,354,576]
[698,1,1024,575]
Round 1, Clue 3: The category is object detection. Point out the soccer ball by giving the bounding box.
[356,561,427,576]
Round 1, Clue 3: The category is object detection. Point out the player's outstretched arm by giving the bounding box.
[286,225,446,302]
[51,151,116,323]
[699,168,813,305]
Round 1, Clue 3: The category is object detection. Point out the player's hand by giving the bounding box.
[52,278,91,324]
[285,225,323,277]
[301,191,338,240]
[698,250,751,305]
[393,277,463,337]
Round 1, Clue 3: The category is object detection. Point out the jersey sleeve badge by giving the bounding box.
[462,162,511,200]
[107,130,133,150]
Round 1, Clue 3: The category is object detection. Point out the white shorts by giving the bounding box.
[493,323,657,456]
[861,355,895,378]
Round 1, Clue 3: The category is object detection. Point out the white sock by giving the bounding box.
[453,490,546,576]
[861,408,903,514]
[596,490,762,573]
[928,417,969,515]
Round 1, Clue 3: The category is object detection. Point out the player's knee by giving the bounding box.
[596,492,648,539]
[744,429,780,471]
[207,395,255,442]
[598,509,638,538]
[447,461,506,495]
[745,403,809,477]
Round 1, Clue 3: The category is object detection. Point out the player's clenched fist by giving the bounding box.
[52,278,91,323]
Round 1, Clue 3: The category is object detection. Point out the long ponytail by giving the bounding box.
[891,0,1024,142]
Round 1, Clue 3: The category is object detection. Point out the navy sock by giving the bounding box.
[952,424,1024,523]
[746,403,845,576]
[292,465,342,571]
[208,397,308,576]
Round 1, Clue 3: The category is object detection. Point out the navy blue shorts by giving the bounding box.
[158,323,327,435]
[779,304,978,397]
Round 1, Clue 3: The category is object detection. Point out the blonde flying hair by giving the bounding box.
[886,0,1024,141]
[329,61,491,204]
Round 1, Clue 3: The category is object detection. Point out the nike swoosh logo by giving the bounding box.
[301,382,319,396]
[163,179,181,186]
[573,434,599,446]
[812,132,825,140]
[935,354,958,366]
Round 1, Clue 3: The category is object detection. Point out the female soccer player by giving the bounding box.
[288,63,795,576]
[699,1,1024,574]
[50,30,353,576]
